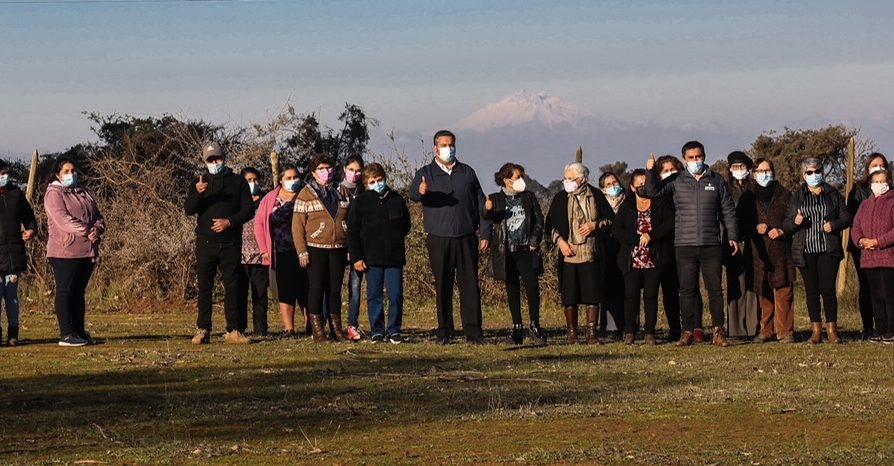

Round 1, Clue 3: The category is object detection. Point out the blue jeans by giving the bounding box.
[366,266,403,337]
[1,275,20,328]
[347,267,364,328]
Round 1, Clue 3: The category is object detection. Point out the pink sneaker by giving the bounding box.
[346,325,361,341]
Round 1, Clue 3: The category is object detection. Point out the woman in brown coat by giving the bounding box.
[741,158,796,342]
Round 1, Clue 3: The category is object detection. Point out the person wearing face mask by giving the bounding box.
[409,130,492,345]
[340,155,366,342]
[484,163,546,346]
[237,167,269,337]
[598,172,627,340]
[44,157,105,347]
[851,168,894,342]
[652,154,688,342]
[0,160,36,347]
[347,163,411,343]
[846,152,890,340]
[613,169,674,345]
[643,141,740,347]
[185,142,255,345]
[723,151,760,339]
[255,165,308,339]
[741,158,795,343]
[783,157,851,344]
[293,154,353,342]
[545,162,614,344]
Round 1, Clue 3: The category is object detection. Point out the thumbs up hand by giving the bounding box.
[794,208,805,226]
[419,176,429,195]
[485,195,493,211]
[196,174,208,194]
[646,152,657,170]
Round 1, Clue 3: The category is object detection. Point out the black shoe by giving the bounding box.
[436,336,451,345]
[528,322,547,346]
[280,330,295,340]
[509,324,524,345]
[387,334,403,344]
[79,331,96,345]
[466,337,486,345]
[861,329,873,341]
[59,334,88,347]
[371,334,385,344]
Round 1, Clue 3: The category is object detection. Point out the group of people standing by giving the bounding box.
[0,131,892,347]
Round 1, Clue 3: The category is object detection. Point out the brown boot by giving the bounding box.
[808,322,822,344]
[309,314,328,343]
[675,330,695,347]
[826,322,842,344]
[644,334,657,345]
[586,305,602,345]
[712,326,729,347]
[330,312,347,341]
[624,333,635,345]
[563,306,579,344]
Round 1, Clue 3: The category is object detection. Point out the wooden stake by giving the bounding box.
[25,149,39,203]
[837,136,856,296]
[575,146,583,164]
[270,151,280,189]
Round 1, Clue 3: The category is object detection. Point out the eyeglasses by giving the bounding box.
[804,170,819,176]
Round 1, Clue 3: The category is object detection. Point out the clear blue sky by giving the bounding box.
[2,0,893,158]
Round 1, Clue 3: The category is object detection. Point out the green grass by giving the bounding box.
[1,298,893,465]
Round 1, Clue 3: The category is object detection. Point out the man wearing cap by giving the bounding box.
[724,151,760,338]
[185,141,255,344]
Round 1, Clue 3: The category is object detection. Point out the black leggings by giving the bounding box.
[50,258,95,338]
[306,247,347,316]
[505,250,540,325]
[623,267,662,334]
[799,253,840,323]
[866,268,894,335]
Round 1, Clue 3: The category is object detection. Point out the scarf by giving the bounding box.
[605,192,625,213]
[310,179,340,218]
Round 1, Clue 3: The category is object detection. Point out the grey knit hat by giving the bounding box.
[202,141,222,161]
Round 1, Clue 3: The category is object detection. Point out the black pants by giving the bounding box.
[852,251,874,333]
[799,253,840,323]
[306,247,347,316]
[196,239,243,332]
[601,258,626,332]
[426,234,482,340]
[659,260,682,337]
[624,267,662,334]
[866,268,894,335]
[505,250,540,325]
[49,258,94,338]
[240,264,269,335]
[676,245,724,331]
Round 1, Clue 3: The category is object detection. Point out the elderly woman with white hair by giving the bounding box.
[545,162,614,344]
[783,157,851,344]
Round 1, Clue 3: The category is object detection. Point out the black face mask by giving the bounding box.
[634,187,647,198]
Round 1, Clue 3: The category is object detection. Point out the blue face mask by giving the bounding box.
[282,179,301,193]
[686,160,705,175]
[61,173,78,187]
[369,180,387,194]
[806,173,823,187]
[0,174,8,188]
[206,161,224,175]
[248,182,260,195]
[755,173,774,187]
[605,185,623,198]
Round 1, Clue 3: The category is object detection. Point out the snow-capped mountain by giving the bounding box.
[454,91,592,131]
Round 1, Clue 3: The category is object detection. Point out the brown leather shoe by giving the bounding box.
[675,330,695,347]
[826,322,842,344]
[564,306,579,344]
[624,332,635,345]
[586,305,602,345]
[644,334,657,345]
[712,327,729,347]
[693,328,705,343]
[808,322,822,344]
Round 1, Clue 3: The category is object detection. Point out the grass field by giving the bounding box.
[1,297,893,465]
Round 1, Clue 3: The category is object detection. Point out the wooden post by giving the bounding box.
[25,149,39,203]
[270,151,280,189]
[837,136,856,296]
[575,146,583,164]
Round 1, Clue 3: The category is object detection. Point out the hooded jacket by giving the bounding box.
[44,182,105,259]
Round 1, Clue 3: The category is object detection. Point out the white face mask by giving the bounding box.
[871,181,890,196]
[563,179,580,193]
[731,169,749,180]
[0,174,8,187]
[660,170,677,180]
[510,178,526,192]
[437,146,456,163]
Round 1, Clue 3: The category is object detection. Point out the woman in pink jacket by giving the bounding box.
[44,157,105,347]
[254,165,308,338]
[851,168,894,342]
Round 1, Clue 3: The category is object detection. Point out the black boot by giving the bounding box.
[7,326,18,347]
[528,321,547,346]
[509,324,524,345]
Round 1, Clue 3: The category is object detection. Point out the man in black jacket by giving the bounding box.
[185,142,254,344]
[644,141,740,347]
[409,130,492,344]
[0,160,36,346]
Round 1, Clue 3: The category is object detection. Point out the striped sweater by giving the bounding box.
[291,183,351,254]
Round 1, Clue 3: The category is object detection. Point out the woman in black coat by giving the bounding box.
[485,163,546,346]
[0,160,37,346]
[612,169,674,345]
